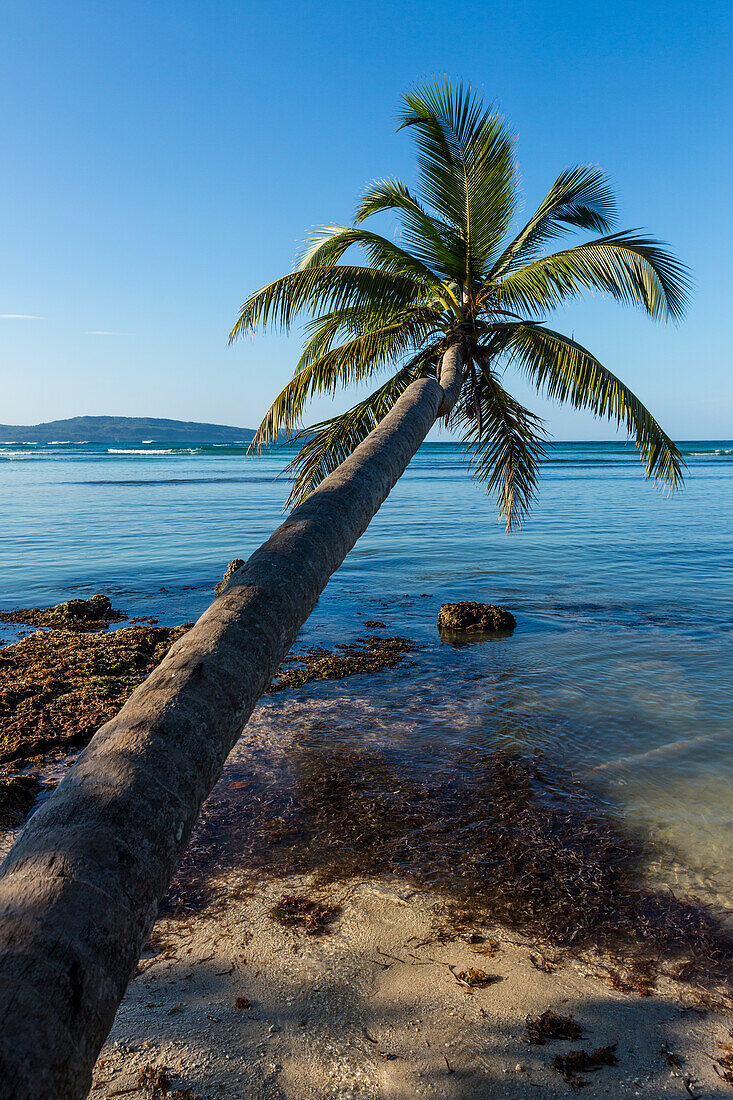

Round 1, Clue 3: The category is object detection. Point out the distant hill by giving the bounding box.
[0,416,256,444]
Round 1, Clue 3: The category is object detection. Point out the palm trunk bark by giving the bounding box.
[0,346,464,1100]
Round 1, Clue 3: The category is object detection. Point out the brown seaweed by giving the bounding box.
[552,1044,618,1086]
[165,744,733,991]
[525,1009,583,1045]
[268,635,418,691]
[268,893,341,935]
[0,624,192,764]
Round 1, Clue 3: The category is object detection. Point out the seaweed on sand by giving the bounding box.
[525,1010,583,1045]
[268,893,341,934]
[714,1041,733,1085]
[552,1044,618,1087]
[167,743,733,990]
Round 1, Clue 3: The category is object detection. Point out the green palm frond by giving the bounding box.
[505,323,684,486]
[451,361,547,528]
[354,178,463,279]
[487,165,617,280]
[489,232,691,320]
[229,265,429,339]
[297,225,458,311]
[398,78,516,278]
[295,304,444,374]
[283,351,439,506]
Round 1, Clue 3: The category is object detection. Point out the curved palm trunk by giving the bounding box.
[0,347,464,1099]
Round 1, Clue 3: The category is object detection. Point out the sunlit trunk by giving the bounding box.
[0,346,464,1099]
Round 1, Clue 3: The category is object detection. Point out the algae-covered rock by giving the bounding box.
[215,558,246,595]
[0,623,191,764]
[268,635,417,691]
[0,593,125,632]
[438,601,516,633]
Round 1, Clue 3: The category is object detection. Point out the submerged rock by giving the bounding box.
[215,558,246,595]
[438,601,516,633]
[0,593,126,632]
[268,635,418,691]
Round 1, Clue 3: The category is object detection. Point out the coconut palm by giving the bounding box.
[0,80,690,1100]
[232,78,689,526]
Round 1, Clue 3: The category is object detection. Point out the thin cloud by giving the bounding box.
[1,313,46,320]
[85,330,131,336]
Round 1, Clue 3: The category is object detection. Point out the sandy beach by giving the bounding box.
[84,872,732,1099]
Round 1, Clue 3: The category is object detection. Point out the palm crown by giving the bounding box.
[231,79,690,527]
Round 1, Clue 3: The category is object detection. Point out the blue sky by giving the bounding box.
[1,0,731,439]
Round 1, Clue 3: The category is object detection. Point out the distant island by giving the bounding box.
[0,416,256,444]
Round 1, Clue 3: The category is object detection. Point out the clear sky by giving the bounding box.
[1,0,731,439]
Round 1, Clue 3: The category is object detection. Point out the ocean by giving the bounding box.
[1,439,732,909]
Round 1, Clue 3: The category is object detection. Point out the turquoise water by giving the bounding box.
[1,439,732,903]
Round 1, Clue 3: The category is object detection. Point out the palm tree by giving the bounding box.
[0,80,689,1100]
[233,78,688,527]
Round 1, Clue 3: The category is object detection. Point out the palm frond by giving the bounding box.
[398,77,516,280]
[487,165,617,280]
[295,304,444,374]
[229,265,429,339]
[252,318,436,446]
[452,361,547,529]
[489,232,691,320]
[354,177,463,279]
[505,323,684,486]
[297,225,457,311]
[283,351,439,506]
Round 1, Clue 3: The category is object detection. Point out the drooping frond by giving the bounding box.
[230,265,429,339]
[252,316,436,446]
[398,78,516,278]
[451,360,547,528]
[487,165,618,280]
[283,350,440,506]
[505,323,684,486]
[295,304,444,374]
[489,232,691,320]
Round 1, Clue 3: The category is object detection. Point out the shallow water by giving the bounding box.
[1,439,732,907]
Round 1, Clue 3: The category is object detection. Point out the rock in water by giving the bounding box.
[438,601,516,633]
[0,593,125,631]
[215,558,246,595]
[47,594,116,624]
